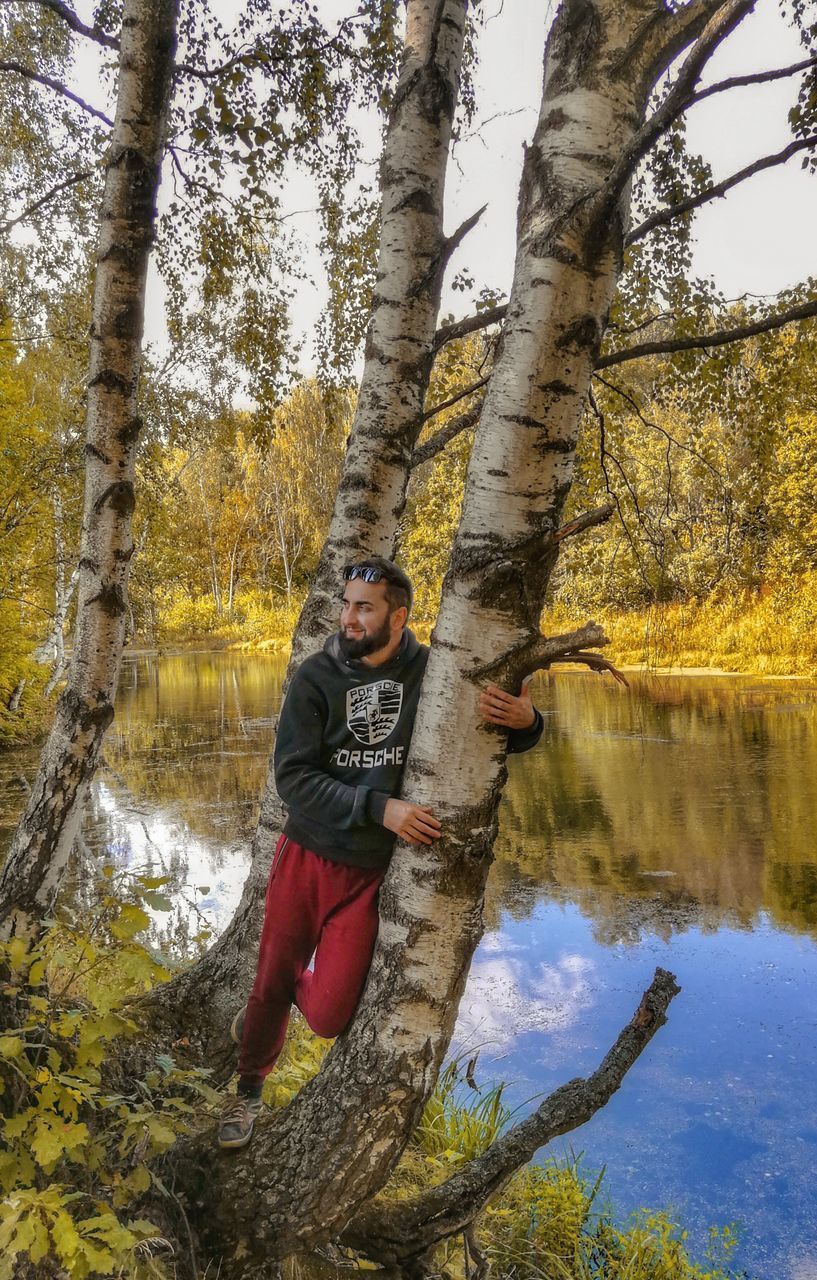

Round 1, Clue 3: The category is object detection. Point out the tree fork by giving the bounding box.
[137,0,473,1055]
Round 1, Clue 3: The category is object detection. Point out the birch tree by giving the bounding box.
[0,0,180,937]
[140,0,473,1051]
[153,0,817,1271]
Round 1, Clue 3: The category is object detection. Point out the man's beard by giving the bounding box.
[338,616,392,660]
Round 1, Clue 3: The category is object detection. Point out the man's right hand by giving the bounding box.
[382,799,441,846]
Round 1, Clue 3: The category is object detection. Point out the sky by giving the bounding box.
[70,0,817,376]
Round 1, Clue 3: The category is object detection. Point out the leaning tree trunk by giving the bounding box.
[164,0,748,1268]
[0,0,179,938]
[139,0,471,1055]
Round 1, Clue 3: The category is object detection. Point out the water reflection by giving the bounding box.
[3,656,817,1277]
[488,672,817,942]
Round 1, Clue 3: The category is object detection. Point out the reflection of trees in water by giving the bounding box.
[7,657,817,947]
[98,653,284,847]
[487,672,817,941]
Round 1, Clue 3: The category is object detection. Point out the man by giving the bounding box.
[218,556,542,1149]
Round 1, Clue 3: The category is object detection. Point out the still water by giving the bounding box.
[3,653,817,1279]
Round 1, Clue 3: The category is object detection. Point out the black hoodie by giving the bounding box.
[274,628,543,868]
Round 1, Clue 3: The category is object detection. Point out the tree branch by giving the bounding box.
[689,51,817,108]
[1,169,94,233]
[433,304,508,353]
[589,0,754,228]
[0,61,113,126]
[410,404,482,469]
[628,136,817,244]
[4,0,119,49]
[553,502,615,543]
[596,297,817,370]
[422,375,490,423]
[343,968,680,1264]
[470,621,628,690]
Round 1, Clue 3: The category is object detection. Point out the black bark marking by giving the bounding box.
[86,582,128,618]
[393,188,437,216]
[539,379,575,396]
[541,107,571,131]
[117,415,142,447]
[85,442,111,464]
[88,368,132,395]
[503,413,542,430]
[533,436,574,456]
[113,299,141,338]
[93,480,135,517]
[556,315,599,351]
[344,502,380,524]
[340,471,381,494]
[487,468,508,477]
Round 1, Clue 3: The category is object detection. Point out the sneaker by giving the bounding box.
[217,1093,262,1150]
[230,1004,247,1045]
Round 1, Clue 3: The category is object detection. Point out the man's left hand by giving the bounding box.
[479,682,536,730]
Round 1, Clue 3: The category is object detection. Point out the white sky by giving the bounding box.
[70,0,816,373]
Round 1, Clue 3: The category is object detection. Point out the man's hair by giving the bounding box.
[344,556,413,616]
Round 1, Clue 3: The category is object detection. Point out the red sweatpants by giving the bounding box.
[238,835,385,1083]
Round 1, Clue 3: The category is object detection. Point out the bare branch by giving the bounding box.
[4,0,119,49]
[422,375,490,424]
[175,45,265,81]
[593,375,724,481]
[470,621,628,690]
[553,502,615,543]
[443,203,487,259]
[628,136,817,245]
[343,969,680,1264]
[1,169,93,233]
[590,0,754,227]
[410,404,482,469]
[433,303,508,352]
[596,297,817,370]
[689,52,817,108]
[0,61,113,126]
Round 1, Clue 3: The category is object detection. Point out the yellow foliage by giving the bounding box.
[547,571,817,676]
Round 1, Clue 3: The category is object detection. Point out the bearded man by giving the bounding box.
[219,556,542,1148]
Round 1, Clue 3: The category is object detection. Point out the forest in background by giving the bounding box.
[2,0,817,755]
[3,289,816,749]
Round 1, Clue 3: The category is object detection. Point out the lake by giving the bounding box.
[3,652,817,1279]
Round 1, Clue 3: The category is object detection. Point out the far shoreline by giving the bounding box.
[119,643,817,684]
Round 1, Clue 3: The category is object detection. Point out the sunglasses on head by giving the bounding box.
[343,564,386,584]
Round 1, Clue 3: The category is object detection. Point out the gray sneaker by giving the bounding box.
[218,1092,262,1150]
[230,1004,247,1045]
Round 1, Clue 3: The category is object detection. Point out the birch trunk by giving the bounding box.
[164,1,749,1267]
[0,0,179,937]
[140,0,470,1052]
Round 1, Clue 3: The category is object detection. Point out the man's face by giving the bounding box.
[339,577,399,660]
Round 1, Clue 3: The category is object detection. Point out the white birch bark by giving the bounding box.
[140,0,471,1052]
[165,1,753,1266]
[0,0,179,938]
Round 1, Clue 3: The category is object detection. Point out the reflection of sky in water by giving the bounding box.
[457,902,817,1280]
[89,780,248,936]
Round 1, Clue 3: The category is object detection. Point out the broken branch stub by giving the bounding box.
[470,622,628,692]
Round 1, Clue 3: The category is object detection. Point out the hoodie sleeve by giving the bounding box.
[507,707,544,754]
[274,667,375,829]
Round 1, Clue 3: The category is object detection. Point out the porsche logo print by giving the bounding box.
[347,680,403,745]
